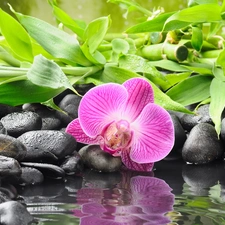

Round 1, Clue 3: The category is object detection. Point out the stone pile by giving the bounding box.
[0,88,224,224]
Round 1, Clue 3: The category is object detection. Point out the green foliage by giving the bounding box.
[0,7,33,62]
[13,8,91,66]
[1,0,225,135]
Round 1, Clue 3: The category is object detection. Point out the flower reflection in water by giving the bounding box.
[73,172,174,225]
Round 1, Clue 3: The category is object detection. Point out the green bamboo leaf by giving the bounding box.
[89,64,192,114]
[108,0,153,17]
[216,48,225,71]
[188,0,218,7]
[119,54,168,87]
[0,46,21,67]
[166,75,213,106]
[164,4,222,31]
[212,66,225,81]
[81,16,110,64]
[126,12,174,33]
[0,8,33,62]
[183,63,212,75]
[51,4,85,39]
[13,10,91,66]
[148,60,189,72]
[112,39,130,54]
[221,0,225,19]
[0,80,64,106]
[191,26,203,51]
[209,78,225,135]
[26,55,75,92]
[83,16,111,54]
[164,72,191,90]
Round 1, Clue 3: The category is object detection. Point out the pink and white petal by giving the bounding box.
[122,78,154,122]
[79,83,127,137]
[130,103,175,163]
[121,148,154,172]
[66,118,101,144]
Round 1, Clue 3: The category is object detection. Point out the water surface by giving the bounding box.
[20,160,225,225]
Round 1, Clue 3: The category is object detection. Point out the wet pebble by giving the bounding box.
[1,111,42,137]
[0,122,7,134]
[18,130,77,162]
[79,145,122,172]
[180,104,213,131]
[21,162,65,179]
[58,94,81,118]
[220,117,225,143]
[19,167,44,186]
[0,104,21,119]
[0,156,22,177]
[0,135,27,161]
[166,114,187,159]
[0,201,34,225]
[182,123,224,164]
[60,152,84,175]
[55,94,81,126]
[37,108,62,130]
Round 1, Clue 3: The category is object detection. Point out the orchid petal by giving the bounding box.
[121,148,154,171]
[79,83,127,137]
[122,78,154,122]
[66,118,101,144]
[130,103,174,163]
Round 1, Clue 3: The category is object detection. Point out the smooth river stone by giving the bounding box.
[60,152,84,175]
[182,123,224,164]
[0,134,27,161]
[19,167,44,186]
[0,122,7,134]
[0,155,22,177]
[79,145,122,172]
[0,201,34,225]
[21,162,65,179]
[18,130,77,162]
[180,104,213,131]
[1,111,42,137]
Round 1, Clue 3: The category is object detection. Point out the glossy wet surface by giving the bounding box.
[18,159,225,225]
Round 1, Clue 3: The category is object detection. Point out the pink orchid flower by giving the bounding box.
[66,77,174,171]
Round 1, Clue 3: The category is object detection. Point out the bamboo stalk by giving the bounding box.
[139,43,188,62]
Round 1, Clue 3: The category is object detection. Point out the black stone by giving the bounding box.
[182,123,224,164]
[220,117,225,143]
[79,145,122,172]
[0,134,27,161]
[0,156,22,177]
[19,167,44,185]
[21,162,65,179]
[18,130,77,162]
[74,83,95,96]
[55,94,81,126]
[0,122,7,134]
[166,114,187,159]
[58,94,81,119]
[36,108,62,130]
[22,104,62,130]
[0,201,34,225]
[60,152,84,175]
[180,104,213,131]
[0,104,21,119]
[1,111,42,137]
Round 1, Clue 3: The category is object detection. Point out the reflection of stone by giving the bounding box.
[182,161,224,196]
[73,173,174,225]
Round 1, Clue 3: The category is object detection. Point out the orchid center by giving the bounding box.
[102,120,133,154]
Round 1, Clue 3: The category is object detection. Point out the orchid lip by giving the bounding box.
[101,120,133,155]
